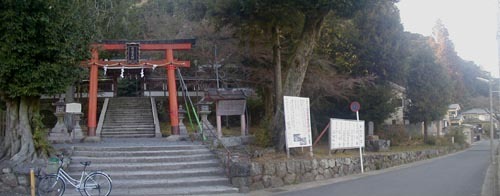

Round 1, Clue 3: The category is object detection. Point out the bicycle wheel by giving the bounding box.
[37,174,65,196]
[83,172,112,196]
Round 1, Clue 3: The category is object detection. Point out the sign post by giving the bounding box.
[349,101,364,173]
[330,118,365,173]
[284,96,313,158]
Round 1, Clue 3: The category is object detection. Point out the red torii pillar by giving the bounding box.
[86,40,194,138]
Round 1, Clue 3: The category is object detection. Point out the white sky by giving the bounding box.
[396,0,499,77]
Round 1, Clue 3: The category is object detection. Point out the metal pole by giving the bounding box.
[489,80,495,165]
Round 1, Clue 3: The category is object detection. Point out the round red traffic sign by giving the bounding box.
[350,101,360,112]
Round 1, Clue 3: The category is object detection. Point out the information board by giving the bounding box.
[65,103,82,113]
[284,96,312,148]
[329,118,365,150]
[216,100,246,116]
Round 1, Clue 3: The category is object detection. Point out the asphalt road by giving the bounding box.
[274,140,493,196]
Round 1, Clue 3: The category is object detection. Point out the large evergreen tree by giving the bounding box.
[214,0,367,150]
[0,0,94,163]
[405,33,452,141]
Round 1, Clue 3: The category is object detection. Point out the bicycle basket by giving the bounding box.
[46,157,59,174]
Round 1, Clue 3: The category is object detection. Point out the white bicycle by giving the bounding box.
[37,155,112,196]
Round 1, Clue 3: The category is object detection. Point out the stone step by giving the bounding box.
[70,154,216,164]
[107,110,150,112]
[101,133,156,138]
[103,124,155,128]
[64,140,237,196]
[62,186,239,196]
[67,160,220,171]
[101,128,155,132]
[105,113,151,115]
[67,167,225,180]
[111,176,230,189]
[72,149,211,157]
[101,128,155,135]
[101,132,155,137]
[73,145,207,152]
[104,118,153,121]
[104,120,152,123]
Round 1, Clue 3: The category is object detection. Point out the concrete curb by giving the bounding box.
[481,140,499,196]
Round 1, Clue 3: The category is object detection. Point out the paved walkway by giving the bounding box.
[251,141,494,196]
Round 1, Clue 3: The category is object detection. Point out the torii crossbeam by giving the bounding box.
[85,39,195,139]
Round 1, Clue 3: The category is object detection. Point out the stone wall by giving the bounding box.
[0,167,30,196]
[220,147,463,192]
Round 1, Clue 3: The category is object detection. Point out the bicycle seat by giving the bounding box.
[80,161,91,166]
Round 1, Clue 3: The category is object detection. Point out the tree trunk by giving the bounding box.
[272,26,283,114]
[423,120,428,142]
[1,96,38,163]
[272,10,329,151]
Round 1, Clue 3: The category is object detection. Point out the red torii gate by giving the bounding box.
[85,39,195,139]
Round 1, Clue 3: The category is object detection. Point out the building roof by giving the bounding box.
[448,104,460,110]
[462,108,488,115]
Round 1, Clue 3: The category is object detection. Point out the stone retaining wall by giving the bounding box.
[0,167,30,195]
[219,146,463,192]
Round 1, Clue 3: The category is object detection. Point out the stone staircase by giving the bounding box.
[66,142,239,195]
[101,97,156,138]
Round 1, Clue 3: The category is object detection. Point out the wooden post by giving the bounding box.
[87,48,99,137]
[241,114,246,136]
[216,115,222,139]
[30,168,35,196]
[166,49,179,135]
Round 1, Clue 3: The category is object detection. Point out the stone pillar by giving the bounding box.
[178,105,188,136]
[72,112,84,141]
[48,99,71,143]
[368,121,374,136]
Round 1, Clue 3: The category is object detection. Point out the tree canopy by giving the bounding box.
[0,0,95,163]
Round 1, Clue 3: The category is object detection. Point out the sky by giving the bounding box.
[396,0,499,77]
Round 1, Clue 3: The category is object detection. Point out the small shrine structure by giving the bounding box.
[203,88,251,139]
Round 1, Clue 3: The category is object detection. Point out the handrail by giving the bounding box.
[150,97,161,137]
[96,98,109,137]
[201,120,234,176]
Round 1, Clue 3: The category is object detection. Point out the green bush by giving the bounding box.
[253,126,272,147]
[445,127,466,146]
[379,125,408,146]
[32,113,53,157]
[424,136,437,145]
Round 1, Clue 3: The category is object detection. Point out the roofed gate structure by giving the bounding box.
[84,39,195,140]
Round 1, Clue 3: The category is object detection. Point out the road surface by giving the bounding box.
[272,140,493,196]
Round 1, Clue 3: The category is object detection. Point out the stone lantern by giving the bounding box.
[66,103,84,141]
[197,102,216,138]
[48,98,71,143]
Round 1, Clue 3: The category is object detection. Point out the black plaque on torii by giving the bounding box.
[126,43,140,64]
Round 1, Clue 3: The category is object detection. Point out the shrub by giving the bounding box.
[379,125,408,146]
[424,136,437,145]
[253,126,272,147]
[445,126,466,146]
